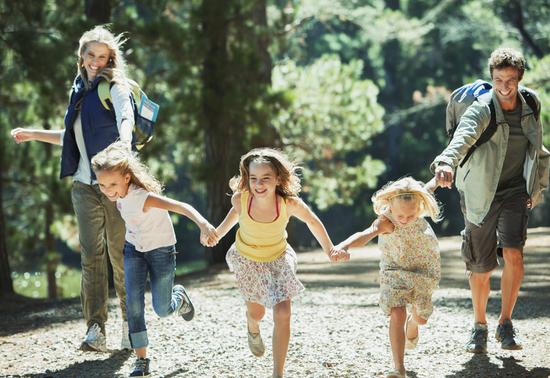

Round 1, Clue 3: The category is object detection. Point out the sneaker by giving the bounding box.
[173,284,195,321]
[495,319,522,350]
[247,328,265,357]
[465,323,488,353]
[121,321,131,350]
[129,357,150,377]
[80,323,108,352]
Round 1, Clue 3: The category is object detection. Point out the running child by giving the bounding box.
[332,177,441,378]
[213,148,348,378]
[91,141,218,377]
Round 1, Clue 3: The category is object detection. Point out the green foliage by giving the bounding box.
[12,265,81,298]
[272,56,385,209]
[523,55,550,145]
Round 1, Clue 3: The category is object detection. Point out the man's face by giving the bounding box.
[492,67,521,107]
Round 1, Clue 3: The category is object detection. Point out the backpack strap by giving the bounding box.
[97,80,112,111]
[520,89,540,121]
[459,100,497,168]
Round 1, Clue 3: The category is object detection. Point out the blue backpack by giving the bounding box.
[446,79,539,167]
[98,80,159,150]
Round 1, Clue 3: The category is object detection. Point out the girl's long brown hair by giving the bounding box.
[229,148,301,199]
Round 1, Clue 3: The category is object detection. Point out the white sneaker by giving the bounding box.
[173,285,195,321]
[80,323,108,352]
[121,321,131,350]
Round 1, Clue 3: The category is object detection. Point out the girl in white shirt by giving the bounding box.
[91,141,218,378]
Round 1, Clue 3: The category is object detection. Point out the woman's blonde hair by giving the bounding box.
[372,176,441,222]
[78,25,134,89]
[91,141,163,194]
[229,148,301,199]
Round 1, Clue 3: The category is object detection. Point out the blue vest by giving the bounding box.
[61,76,120,181]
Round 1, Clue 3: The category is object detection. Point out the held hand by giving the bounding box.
[329,246,350,263]
[435,164,454,189]
[373,215,395,235]
[527,197,532,209]
[11,128,34,144]
[200,223,219,247]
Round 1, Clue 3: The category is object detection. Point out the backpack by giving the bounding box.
[446,79,539,167]
[98,80,159,150]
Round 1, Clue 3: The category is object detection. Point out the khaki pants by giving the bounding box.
[71,181,126,333]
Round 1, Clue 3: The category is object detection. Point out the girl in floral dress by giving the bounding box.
[333,177,441,378]
[214,148,348,378]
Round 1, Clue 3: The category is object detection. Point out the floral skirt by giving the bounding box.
[226,244,305,309]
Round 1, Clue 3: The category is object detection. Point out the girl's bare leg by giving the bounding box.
[272,300,291,378]
[389,307,406,375]
[406,304,427,341]
[246,301,266,332]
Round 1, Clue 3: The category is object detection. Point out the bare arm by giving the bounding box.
[335,216,394,251]
[215,193,240,240]
[287,197,333,257]
[424,177,439,193]
[11,128,63,145]
[144,193,218,245]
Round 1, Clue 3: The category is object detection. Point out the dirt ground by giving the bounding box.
[1,228,549,378]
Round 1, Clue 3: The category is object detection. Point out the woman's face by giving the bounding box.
[82,41,111,81]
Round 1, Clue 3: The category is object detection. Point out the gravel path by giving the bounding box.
[1,228,549,378]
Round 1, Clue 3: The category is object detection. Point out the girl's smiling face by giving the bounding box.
[96,169,131,201]
[248,161,279,198]
[82,41,111,81]
[390,198,419,225]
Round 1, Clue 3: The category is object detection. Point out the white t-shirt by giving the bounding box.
[117,184,177,252]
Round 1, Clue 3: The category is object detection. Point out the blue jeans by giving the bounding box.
[124,242,181,348]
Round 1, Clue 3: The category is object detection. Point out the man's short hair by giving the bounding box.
[489,48,526,80]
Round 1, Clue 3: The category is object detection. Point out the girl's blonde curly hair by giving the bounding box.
[91,141,163,194]
[372,176,441,222]
[229,148,301,199]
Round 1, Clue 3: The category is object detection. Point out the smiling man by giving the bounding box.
[431,48,549,354]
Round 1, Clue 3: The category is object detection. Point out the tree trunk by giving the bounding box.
[379,0,402,180]
[200,0,274,264]
[201,0,235,264]
[43,121,59,299]
[84,0,111,23]
[506,1,544,58]
[0,136,14,298]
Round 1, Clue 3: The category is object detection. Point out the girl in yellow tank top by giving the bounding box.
[213,148,349,378]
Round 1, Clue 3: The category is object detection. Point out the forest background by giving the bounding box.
[1,0,549,300]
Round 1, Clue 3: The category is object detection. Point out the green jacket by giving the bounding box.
[431,88,550,226]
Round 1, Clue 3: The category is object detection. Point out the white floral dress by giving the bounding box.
[378,214,441,319]
[226,244,305,309]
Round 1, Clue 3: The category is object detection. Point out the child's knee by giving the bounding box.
[273,302,291,324]
[414,314,428,325]
[247,305,266,322]
[390,306,407,321]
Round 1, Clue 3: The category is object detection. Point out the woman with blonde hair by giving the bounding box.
[11,25,136,352]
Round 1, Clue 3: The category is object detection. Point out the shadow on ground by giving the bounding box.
[445,354,550,378]
[25,349,132,378]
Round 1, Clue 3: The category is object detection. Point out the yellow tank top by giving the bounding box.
[235,191,289,262]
